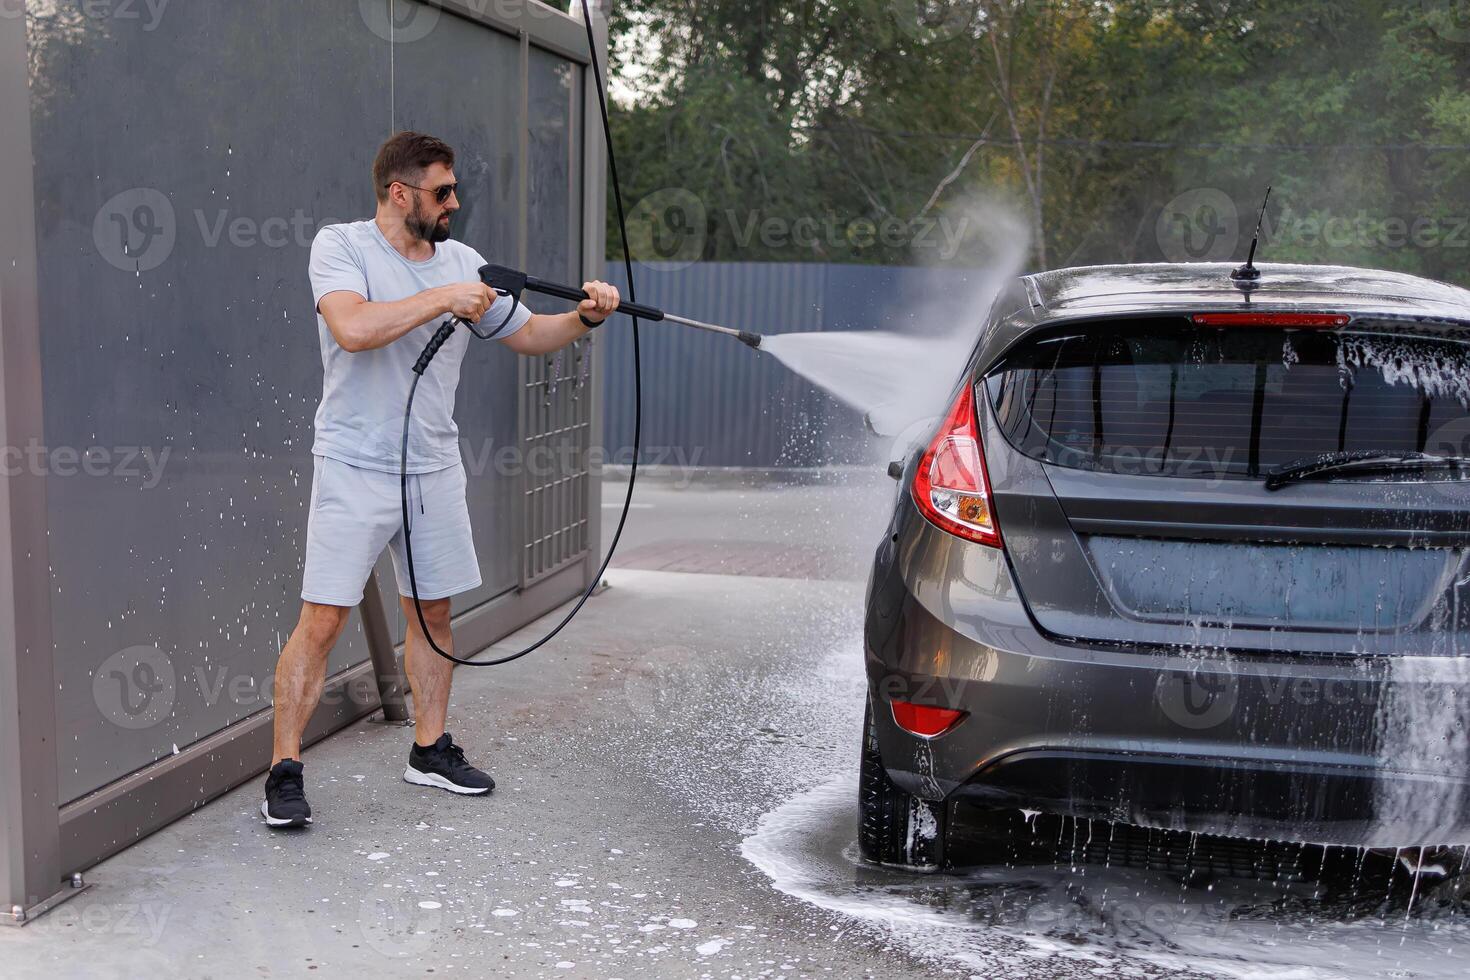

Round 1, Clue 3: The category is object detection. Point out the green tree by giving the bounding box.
[606,0,1470,284]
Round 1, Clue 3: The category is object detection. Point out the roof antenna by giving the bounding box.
[1231,186,1272,284]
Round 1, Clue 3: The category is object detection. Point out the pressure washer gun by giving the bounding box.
[471,264,763,349]
[419,264,763,376]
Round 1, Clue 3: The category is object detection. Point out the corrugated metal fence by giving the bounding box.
[601,262,990,467]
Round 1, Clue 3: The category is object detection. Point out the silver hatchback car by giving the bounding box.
[861,262,1470,868]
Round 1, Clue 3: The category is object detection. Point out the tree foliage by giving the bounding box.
[604,0,1470,284]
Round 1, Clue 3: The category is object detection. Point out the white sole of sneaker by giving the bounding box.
[403,765,492,795]
[260,800,312,827]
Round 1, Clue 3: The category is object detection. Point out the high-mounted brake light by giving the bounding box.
[912,384,1001,547]
[1192,312,1350,328]
[891,700,967,738]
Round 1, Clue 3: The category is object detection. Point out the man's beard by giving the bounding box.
[407,200,451,244]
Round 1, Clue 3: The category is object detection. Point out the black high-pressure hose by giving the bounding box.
[400,0,641,667]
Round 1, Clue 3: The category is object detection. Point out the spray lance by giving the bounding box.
[474,265,763,350]
[418,266,764,355]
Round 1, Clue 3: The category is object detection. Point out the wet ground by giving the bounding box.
[6,474,1469,978]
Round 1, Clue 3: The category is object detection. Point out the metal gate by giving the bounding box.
[521,337,596,584]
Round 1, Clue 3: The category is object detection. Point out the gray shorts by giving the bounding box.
[301,454,481,606]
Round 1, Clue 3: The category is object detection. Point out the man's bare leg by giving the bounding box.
[398,596,494,793]
[400,596,455,746]
[271,601,351,764]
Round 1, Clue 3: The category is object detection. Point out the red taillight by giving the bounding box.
[912,384,1001,547]
[891,700,967,738]
[1192,312,1350,328]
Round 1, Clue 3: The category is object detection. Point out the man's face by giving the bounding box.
[404,162,459,244]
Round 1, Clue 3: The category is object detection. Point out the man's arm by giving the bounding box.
[500,280,621,356]
[319,282,496,353]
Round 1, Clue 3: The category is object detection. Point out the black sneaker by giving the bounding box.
[404,733,495,795]
[261,759,312,828]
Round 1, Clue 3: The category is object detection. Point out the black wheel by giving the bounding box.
[858,699,948,869]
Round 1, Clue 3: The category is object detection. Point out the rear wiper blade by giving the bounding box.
[1264,450,1470,491]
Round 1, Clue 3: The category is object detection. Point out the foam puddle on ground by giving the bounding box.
[742,775,1470,980]
[740,776,1072,979]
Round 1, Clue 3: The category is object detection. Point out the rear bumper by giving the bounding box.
[944,745,1470,847]
[864,495,1470,848]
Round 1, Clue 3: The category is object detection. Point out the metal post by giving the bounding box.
[579,0,610,591]
[360,572,410,724]
[0,0,74,924]
[516,24,533,588]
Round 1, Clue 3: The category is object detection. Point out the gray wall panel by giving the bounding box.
[26,0,582,802]
[32,0,397,802]
[527,49,584,286]
[390,8,528,614]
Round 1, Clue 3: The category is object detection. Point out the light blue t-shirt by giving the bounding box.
[307,220,531,474]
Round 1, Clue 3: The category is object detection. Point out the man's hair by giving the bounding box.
[373,132,456,202]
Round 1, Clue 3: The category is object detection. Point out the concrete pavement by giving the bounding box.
[2,464,968,979]
[601,471,896,580]
[8,474,1440,980]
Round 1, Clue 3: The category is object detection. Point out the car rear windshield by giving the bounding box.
[986,318,1470,479]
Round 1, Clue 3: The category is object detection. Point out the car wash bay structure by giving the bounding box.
[0,0,608,921]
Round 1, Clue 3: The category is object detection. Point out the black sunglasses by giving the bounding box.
[388,180,459,204]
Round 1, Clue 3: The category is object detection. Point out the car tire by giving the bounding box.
[858,699,948,869]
